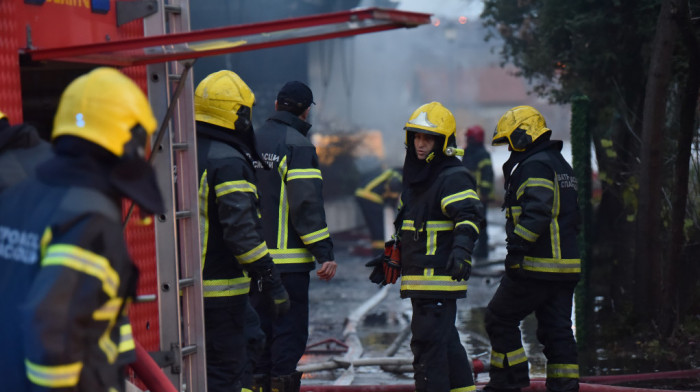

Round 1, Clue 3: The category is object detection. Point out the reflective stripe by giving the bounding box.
[551,171,562,259]
[26,360,82,388]
[119,323,135,353]
[300,227,330,245]
[203,277,251,297]
[236,242,269,265]
[287,168,322,180]
[516,177,554,200]
[547,363,580,378]
[355,169,397,204]
[455,220,479,234]
[269,248,314,264]
[401,220,417,231]
[215,180,257,198]
[93,298,122,364]
[478,158,491,170]
[402,220,455,255]
[490,350,505,368]
[277,156,289,249]
[43,244,119,298]
[40,227,52,259]
[506,206,522,223]
[441,189,479,215]
[522,256,581,273]
[199,170,210,269]
[354,188,383,204]
[451,385,476,392]
[401,274,467,292]
[514,224,539,242]
[507,347,527,366]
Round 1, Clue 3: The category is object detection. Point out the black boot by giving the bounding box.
[251,373,270,392]
[270,372,302,392]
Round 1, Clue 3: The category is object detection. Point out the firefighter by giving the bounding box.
[0,67,164,391]
[252,80,337,392]
[0,110,51,193]
[354,167,403,254]
[462,125,495,262]
[484,105,580,392]
[193,70,290,392]
[368,102,483,392]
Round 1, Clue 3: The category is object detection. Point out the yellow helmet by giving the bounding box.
[52,67,157,157]
[194,70,255,131]
[0,110,6,121]
[492,105,551,152]
[404,102,462,156]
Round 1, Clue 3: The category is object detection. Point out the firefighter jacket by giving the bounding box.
[397,163,483,300]
[462,142,494,202]
[0,149,138,391]
[0,122,51,193]
[255,111,334,273]
[354,168,403,206]
[502,140,581,281]
[196,123,276,308]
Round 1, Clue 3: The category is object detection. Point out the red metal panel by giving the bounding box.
[0,1,25,122]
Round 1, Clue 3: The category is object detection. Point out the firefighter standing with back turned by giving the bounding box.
[368,102,484,392]
[253,81,337,392]
[0,67,165,391]
[484,105,580,392]
[193,70,290,392]
[354,167,403,254]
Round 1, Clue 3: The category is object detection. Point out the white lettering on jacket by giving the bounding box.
[0,226,39,265]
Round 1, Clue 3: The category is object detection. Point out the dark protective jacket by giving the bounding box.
[0,122,52,193]
[462,142,494,201]
[502,140,580,281]
[397,165,483,299]
[0,151,137,392]
[354,168,403,206]
[196,123,277,308]
[255,111,334,273]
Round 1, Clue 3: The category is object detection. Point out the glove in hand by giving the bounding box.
[365,256,386,285]
[258,268,290,319]
[446,246,472,281]
[382,240,401,284]
[505,252,524,271]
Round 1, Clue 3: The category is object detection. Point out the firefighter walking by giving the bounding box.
[484,105,580,392]
[368,102,484,392]
[193,70,290,392]
[0,67,164,391]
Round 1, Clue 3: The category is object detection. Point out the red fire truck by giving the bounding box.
[0,1,430,390]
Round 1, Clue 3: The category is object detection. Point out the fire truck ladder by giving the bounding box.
[144,1,206,391]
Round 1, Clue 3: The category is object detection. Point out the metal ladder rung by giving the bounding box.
[182,345,197,356]
[172,142,188,150]
[175,210,192,219]
[179,277,195,289]
[164,4,181,14]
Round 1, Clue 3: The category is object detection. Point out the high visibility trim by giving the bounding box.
[490,350,505,368]
[215,179,257,198]
[505,206,522,221]
[26,360,82,388]
[551,171,562,259]
[451,385,476,392]
[287,168,322,180]
[516,177,554,200]
[507,347,527,366]
[547,363,580,378]
[269,248,314,264]
[277,156,289,249]
[478,158,491,169]
[40,227,52,260]
[199,170,210,270]
[119,323,135,353]
[522,256,581,273]
[455,220,479,234]
[93,298,122,364]
[354,188,383,204]
[236,242,270,264]
[92,297,122,320]
[400,274,467,292]
[203,277,251,297]
[43,244,119,298]
[440,189,479,215]
[514,224,538,242]
[300,227,330,245]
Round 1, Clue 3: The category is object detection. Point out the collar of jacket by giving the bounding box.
[0,122,44,152]
[502,139,563,189]
[196,121,267,169]
[270,111,312,137]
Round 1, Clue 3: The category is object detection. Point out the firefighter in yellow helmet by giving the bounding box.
[484,105,581,392]
[367,102,483,392]
[0,67,164,391]
[194,70,290,392]
[0,110,51,193]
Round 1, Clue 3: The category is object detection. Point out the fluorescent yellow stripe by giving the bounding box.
[547,363,580,378]
[455,220,479,234]
[215,180,257,198]
[269,248,314,264]
[507,347,528,366]
[203,277,251,297]
[287,168,322,180]
[236,242,269,265]
[43,244,119,298]
[514,224,538,242]
[119,323,135,353]
[354,188,383,204]
[516,177,554,200]
[522,256,581,273]
[277,156,289,249]
[199,170,210,270]
[300,227,330,245]
[451,385,476,392]
[26,360,82,388]
[441,189,479,214]
[400,275,467,292]
[490,350,505,368]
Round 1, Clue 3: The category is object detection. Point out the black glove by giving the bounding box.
[365,256,386,285]
[505,252,524,271]
[256,268,290,319]
[445,246,472,281]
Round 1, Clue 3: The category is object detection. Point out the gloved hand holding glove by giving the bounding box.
[365,239,401,285]
[256,267,290,319]
[366,256,386,285]
[445,246,472,281]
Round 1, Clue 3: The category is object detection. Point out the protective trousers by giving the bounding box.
[204,296,247,392]
[410,298,475,392]
[253,271,310,377]
[357,197,386,251]
[485,273,579,392]
[243,300,266,391]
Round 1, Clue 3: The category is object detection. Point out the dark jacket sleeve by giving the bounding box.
[478,153,495,201]
[285,144,334,263]
[440,171,484,252]
[213,159,275,274]
[508,161,554,252]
